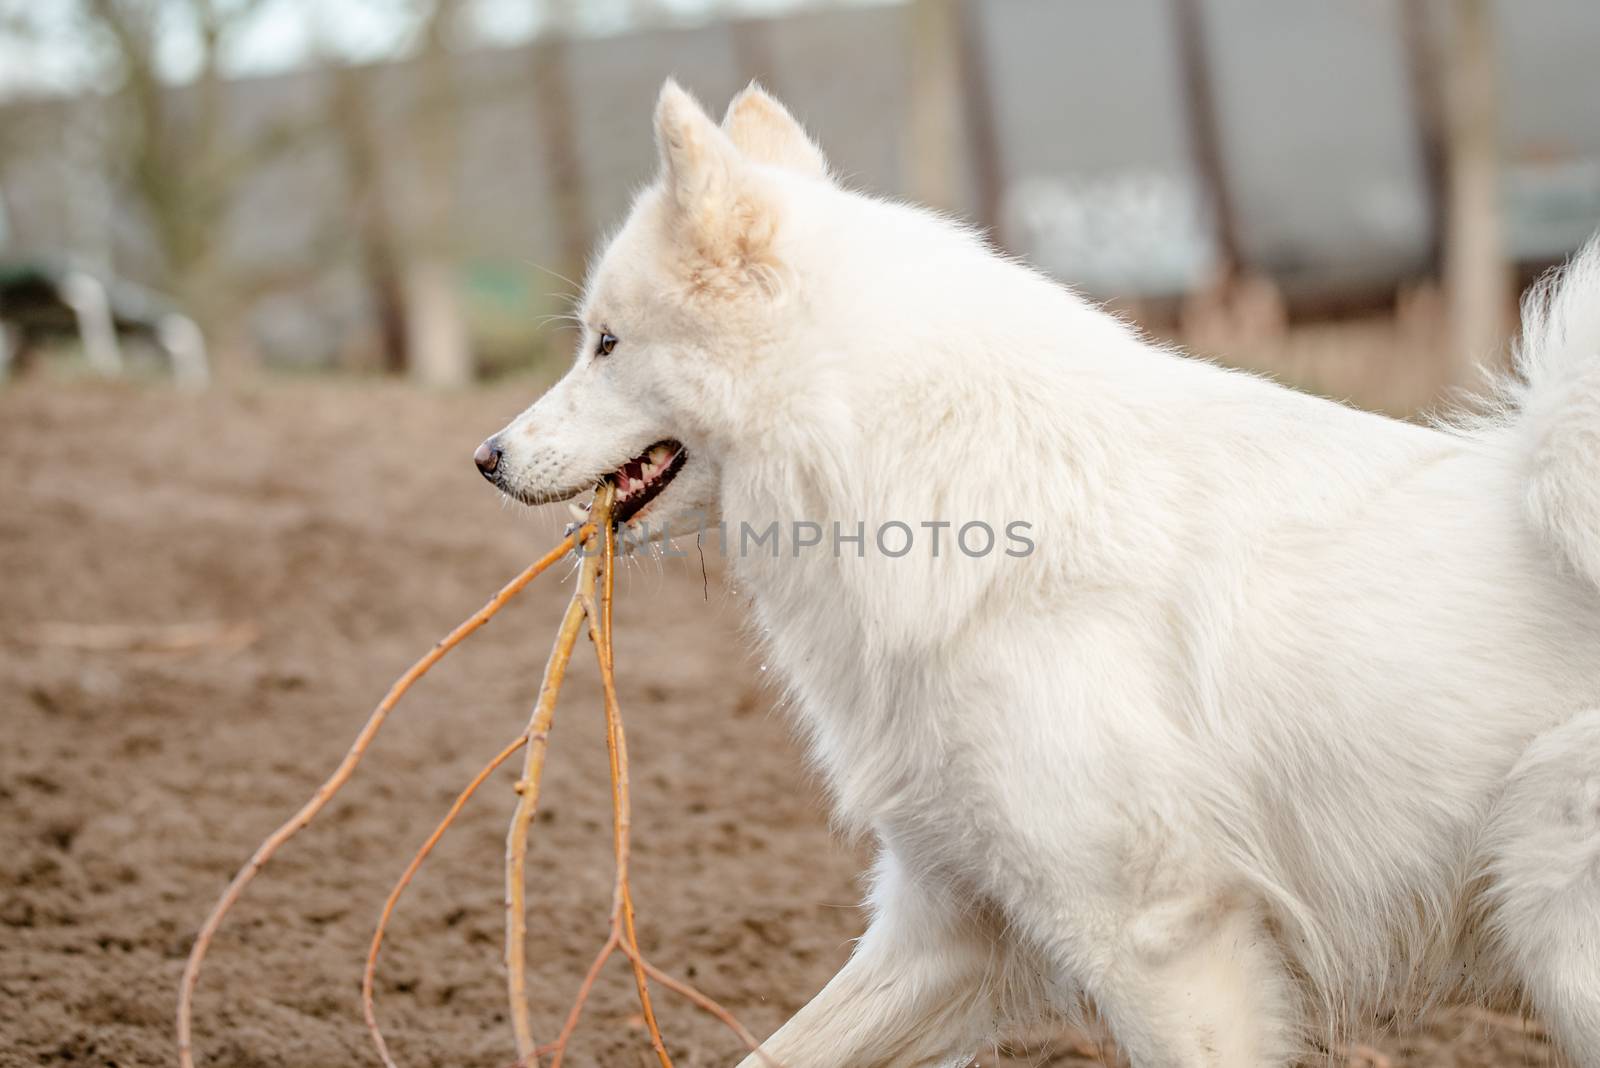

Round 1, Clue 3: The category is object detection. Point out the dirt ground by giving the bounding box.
[0,381,1561,1067]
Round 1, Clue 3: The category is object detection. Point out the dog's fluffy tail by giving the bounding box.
[1505,237,1600,590]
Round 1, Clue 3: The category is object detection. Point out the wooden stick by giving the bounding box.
[541,514,781,1067]
[557,516,672,1068]
[504,544,601,1067]
[537,927,621,1061]
[177,529,587,1068]
[598,519,672,1068]
[591,519,781,1067]
[363,732,531,1068]
[640,960,770,1062]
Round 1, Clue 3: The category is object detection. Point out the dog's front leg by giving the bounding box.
[735,850,998,1068]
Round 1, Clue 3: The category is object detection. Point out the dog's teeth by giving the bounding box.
[568,502,588,521]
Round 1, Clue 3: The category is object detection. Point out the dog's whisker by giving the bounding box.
[521,260,584,295]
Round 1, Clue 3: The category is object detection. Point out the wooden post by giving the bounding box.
[1172,0,1242,280]
[1443,0,1511,379]
[408,0,472,386]
[1400,0,1449,277]
[904,0,963,213]
[956,0,1006,249]
[532,0,590,303]
[730,15,778,90]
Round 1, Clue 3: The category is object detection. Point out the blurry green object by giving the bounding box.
[461,260,576,381]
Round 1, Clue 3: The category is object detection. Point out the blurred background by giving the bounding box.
[1,0,1596,412]
[3,4,1599,1066]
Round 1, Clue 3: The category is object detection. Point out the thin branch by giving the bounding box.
[364,731,532,1068]
[177,528,585,1068]
[562,510,672,1068]
[504,584,594,1066]
[178,485,779,1068]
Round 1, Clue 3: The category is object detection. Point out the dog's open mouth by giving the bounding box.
[604,440,686,524]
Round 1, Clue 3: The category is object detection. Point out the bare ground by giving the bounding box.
[0,381,1558,1066]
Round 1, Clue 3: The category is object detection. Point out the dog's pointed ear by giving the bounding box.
[721,82,830,181]
[655,79,748,223]
[653,79,784,293]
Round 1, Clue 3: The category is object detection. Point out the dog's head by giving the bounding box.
[475,80,840,536]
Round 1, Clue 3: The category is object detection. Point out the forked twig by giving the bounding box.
[641,961,767,1057]
[177,529,587,1068]
[599,527,674,1067]
[362,732,530,1068]
[551,510,671,1068]
[526,503,780,1068]
[505,524,605,1066]
[180,495,780,1068]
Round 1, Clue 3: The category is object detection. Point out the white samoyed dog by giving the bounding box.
[477,81,1600,1067]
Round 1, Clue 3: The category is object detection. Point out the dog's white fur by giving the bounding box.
[484,82,1600,1066]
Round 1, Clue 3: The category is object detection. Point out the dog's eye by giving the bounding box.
[595,331,618,357]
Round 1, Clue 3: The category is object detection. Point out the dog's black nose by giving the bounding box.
[474,439,501,478]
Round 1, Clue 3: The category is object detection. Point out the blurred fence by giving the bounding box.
[0,0,1597,380]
